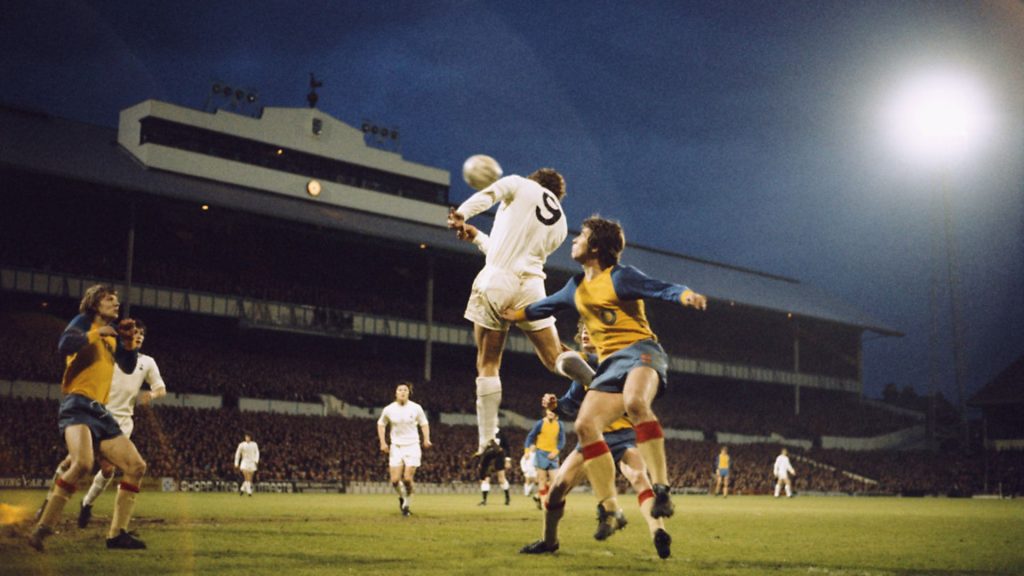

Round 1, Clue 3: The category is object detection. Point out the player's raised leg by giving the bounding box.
[473,325,507,453]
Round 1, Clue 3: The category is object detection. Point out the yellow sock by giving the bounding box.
[582,442,619,510]
[38,485,72,529]
[108,483,139,538]
[635,421,668,485]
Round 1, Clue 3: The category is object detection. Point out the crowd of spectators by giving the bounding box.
[4,397,1020,496]
[0,304,921,440]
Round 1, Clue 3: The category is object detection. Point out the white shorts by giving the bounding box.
[520,457,537,478]
[464,266,556,332]
[115,416,134,439]
[239,461,258,473]
[389,443,422,468]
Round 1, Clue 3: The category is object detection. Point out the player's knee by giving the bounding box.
[573,418,601,442]
[125,456,147,478]
[67,456,93,479]
[623,395,653,422]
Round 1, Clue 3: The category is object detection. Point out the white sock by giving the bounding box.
[82,471,113,506]
[524,482,534,496]
[556,351,595,387]
[775,482,781,497]
[481,480,491,494]
[475,376,502,449]
[500,480,510,491]
[785,484,792,497]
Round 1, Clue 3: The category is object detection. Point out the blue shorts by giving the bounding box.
[58,393,123,445]
[590,340,669,395]
[534,451,560,470]
[718,468,730,478]
[575,427,637,464]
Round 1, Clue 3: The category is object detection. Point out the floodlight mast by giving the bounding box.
[885,69,992,452]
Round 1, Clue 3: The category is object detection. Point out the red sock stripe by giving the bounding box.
[545,498,566,511]
[634,420,664,443]
[638,489,654,505]
[119,481,141,493]
[581,441,610,460]
[538,487,549,496]
[55,477,77,493]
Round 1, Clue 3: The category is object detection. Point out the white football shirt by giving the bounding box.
[106,353,166,421]
[457,174,567,279]
[235,441,260,467]
[774,454,795,478]
[377,400,428,447]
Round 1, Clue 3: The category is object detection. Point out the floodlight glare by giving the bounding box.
[883,69,992,165]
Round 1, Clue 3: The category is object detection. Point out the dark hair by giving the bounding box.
[582,215,625,268]
[133,318,147,335]
[79,284,118,315]
[527,168,566,199]
[396,380,414,396]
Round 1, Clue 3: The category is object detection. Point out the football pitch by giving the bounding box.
[1,490,1022,576]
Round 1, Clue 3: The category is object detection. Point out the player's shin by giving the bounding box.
[543,498,565,545]
[475,376,502,449]
[556,351,594,387]
[83,469,114,506]
[38,477,76,528]
[108,482,140,538]
[634,421,668,485]
[581,442,618,510]
[637,489,662,534]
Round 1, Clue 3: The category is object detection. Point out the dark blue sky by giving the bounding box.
[3,0,1023,401]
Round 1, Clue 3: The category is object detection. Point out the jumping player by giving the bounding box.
[447,169,595,454]
[503,215,707,536]
[377,381,432,516]
[29,284,147,551]
[521,323,670,558]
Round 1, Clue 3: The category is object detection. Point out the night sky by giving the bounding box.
[3,0,1022,402]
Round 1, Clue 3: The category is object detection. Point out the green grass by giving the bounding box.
[2,490,1022,575]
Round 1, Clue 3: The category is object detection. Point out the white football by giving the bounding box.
[462,154,503,190]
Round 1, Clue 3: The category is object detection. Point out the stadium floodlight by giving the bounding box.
[882,68,992,167]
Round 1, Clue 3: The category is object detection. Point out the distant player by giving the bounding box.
[478,430,511,506]
[29,284,147,551]
[520,447,539,506]
[377,381,432,516]
[75,319,166,527]
[503,216,707,535]
[447,168,595,454]
[714,446,730,497]
[524,407,565,507]
[234,433,260,496]
[773,448,796,498]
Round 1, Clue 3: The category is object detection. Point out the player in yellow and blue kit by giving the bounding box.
[29,284,149,552]
[504,215,707,539]
[520,324,671,558]
[715,446,731,497]
[524,407,565,505]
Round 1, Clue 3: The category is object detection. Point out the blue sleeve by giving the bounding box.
[611,264,688,304]
[554,380,586,421]
[524,275,580,321]
[115,340,139,374]
[556,421,565,451]
[525,420,542,447]
[57,314,92,356]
